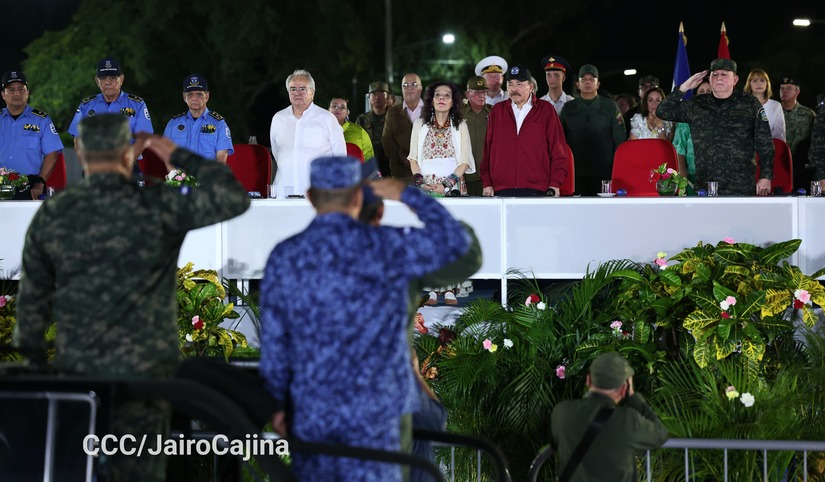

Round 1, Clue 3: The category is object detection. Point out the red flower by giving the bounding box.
[661,172,671,180]
[528,294,540,304]
[793,299,804,310]
[8,173,19,181]
[721,312,730,319]
[191,315,204,330]
[415,313,429,335]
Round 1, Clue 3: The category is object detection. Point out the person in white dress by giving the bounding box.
[629,87,674,141]
[744,68,786,140]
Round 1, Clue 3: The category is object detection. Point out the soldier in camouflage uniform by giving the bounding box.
[779,76,816,189]
[657,58,775,196]
[355,82,392,177]
[14,114,250,481]
[259,155,470,481]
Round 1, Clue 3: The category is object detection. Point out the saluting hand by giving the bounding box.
[135,132,178,173]
[369,178,408,201]
[680,71,709,93]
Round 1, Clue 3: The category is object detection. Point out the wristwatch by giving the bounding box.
[546,187,557,197]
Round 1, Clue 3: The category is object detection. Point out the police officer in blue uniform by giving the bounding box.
[163,74,233,163]
[259,155,471,481]
[0,71,63,199]
[67,57,154,172]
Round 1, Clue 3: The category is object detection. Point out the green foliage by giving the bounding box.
[176,262,246,359]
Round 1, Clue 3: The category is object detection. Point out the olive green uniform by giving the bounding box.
[355,110,390,177]
[461,105,492,196]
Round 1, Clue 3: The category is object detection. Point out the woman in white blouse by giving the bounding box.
[408,82,474,197]
[744,68,786,140]
[629,87,674,141]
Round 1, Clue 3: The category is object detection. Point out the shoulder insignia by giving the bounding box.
[127,93,144,103]
[209,111,225,121]
[30,108,48,118]
[81,95,97,104]
[171,112,186,119]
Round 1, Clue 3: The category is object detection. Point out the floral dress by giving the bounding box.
[630,113,674,140]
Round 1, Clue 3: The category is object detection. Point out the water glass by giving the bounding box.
[707,181,719,197]
[267,183,277,198]
[601,180,612,194]
[810,181,822,197]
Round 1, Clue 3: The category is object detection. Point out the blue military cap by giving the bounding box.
[183,74,208,92]
[505,65,532,82]
[97,57,122,77]
[311,156,362,189]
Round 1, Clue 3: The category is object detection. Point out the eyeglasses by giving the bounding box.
[401,82,420,89]
[4,87,27,94]
[288,86,310,93]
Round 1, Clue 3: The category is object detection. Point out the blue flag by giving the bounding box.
[672,25,692,99]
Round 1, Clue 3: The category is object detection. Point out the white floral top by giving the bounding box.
[630,113,674,139]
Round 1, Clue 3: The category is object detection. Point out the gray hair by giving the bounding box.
[78,114,131,152]
[286,69,316,92]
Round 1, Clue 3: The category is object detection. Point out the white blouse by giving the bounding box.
[630,113,673,139]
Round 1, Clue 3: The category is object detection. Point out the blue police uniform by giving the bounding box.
[67,91,154,137]
[162,108,233,160]
[259,157,470,481]
[0,105,63,175]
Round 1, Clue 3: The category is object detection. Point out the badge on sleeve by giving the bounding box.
[144,108,151,120]
[225,127,231,139]
[50,123,58,135]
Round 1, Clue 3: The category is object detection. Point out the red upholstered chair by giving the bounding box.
[226,144,272,194]
[346,142,365,162]
[755,138,793,193]
[559,144,575,196]
[611,139,679,196]
[47,152,67,191]
[138,149,170,184]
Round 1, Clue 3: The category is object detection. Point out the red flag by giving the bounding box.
[717,21,730,59]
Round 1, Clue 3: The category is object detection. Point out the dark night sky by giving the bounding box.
[3,0,823,106]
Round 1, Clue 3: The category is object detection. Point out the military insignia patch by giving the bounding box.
[758,107,768,122]
[121,107,136,117]
[88,110,96,117]
[23,124,41,132]
[202,124,217,133]
[209,111,224,121]
[225,127,231,139]
[127,93,144,103]
[81,95,96,103]
[177,124,185,131]
[31,109,48,118]
[50,124,57,135]
[144,108,151,120]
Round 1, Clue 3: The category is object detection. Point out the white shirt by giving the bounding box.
[404,101,422,124]
[486,90,508,106]
[511,97,533,134]
[269,102,346,198]
[540,91,575,114]
[762,99,786,141]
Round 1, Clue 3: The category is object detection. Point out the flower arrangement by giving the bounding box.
[165,169,199,188]
[649,162,688,196]
[0,167,28,188]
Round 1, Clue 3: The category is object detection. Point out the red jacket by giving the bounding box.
[480,96,569,192]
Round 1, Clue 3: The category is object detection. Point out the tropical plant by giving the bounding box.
[176,262,246,358]
[165,169,199,188]
[0,167,29,188]
[649,162,689,196]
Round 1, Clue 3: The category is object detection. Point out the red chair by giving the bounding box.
[346,142,365,162]
[47,152,67,191]
[755,138,793,193]
[138,149,170,184]
[559,144,575,196]
[611,139,679,196]
[226,144,272,194]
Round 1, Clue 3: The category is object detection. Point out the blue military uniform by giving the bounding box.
[0,104,63,175]
[67,91,153,138]
[163,108,233,160]
[259,156,470,481]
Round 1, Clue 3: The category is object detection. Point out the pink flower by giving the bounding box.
[795,289,811,304]
[555,365,566,379]
[654,257,668,268]
[725,296,737,306]
[721,312,730,319]
[482,339,492,350]
[525,294,540,306]
[191,315,204,330]
[610,320,622,330]
[0,296,6,307]
[666,168,677,175]
[175,175,184,181]
[724,237,735,244]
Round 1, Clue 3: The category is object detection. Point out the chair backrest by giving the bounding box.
[611,139,679,196]
[226,144,272,194]
[755,138,793,193]
[47,152,67,191]
[137,149,170,184]
[559,144,575,196]
[346,142,365,162]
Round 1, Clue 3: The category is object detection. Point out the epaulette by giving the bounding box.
[171,112,186,119]
[127,93,144,103]
[81,95,97,104]
[209,111,225,121]
[30,108,48,118]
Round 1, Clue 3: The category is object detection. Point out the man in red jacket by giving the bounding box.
[480,64,569,197]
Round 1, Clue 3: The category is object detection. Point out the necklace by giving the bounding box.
[432,116,451,138]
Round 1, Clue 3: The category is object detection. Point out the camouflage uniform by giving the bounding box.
[355,110,390,177]
[259,183,470,481]
[14,139,250,481]
[657,88,774,196]
[461,105,492,196]
[784,103,816,188]
[809,106,825,180]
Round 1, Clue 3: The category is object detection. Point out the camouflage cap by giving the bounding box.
[466,76,487,91]
[368,81,390,94]
[589,351,634,389]
[638,75,659,87]
[779,76,799,87]
[310,155,361,189]
[710,58,737,74]
[578,64,599,78]
[78,113,132,152]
